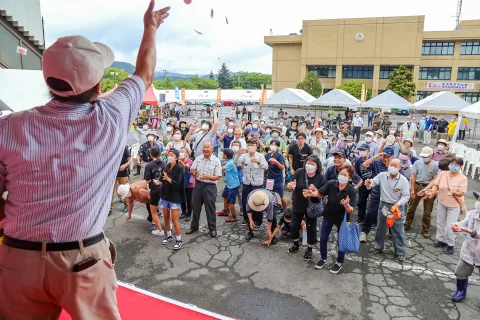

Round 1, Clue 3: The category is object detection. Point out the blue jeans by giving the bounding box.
[320,218,345,264]
[374,201,406,257]
[362,196,380,234]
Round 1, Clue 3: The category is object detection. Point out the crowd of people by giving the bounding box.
[114,106,478,298]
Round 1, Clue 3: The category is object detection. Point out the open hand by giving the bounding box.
[126,214,132,222]
[144,0,170,30]
[288,179,297,190]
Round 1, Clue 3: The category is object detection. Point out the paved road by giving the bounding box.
[106,151,480,320]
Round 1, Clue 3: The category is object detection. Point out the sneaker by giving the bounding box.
[123,206,128,213]
[303,250,313,261]
[246,232,255,241]
[108,210,112,216]
[330,263,343,274]
[404,224,411,231]
[422,232,430,239]
[241,219,248,226]
[180,212,186,219]
[162,235,173,245]
[271,237,278,245]
[315,259,327,270]
[360,232,367,243]
[120,199,124,203]
[447,246,454,255]
[216,210,229,216]
[151,229,164,236]
[396,255,405,262]
[434,241,447,248]
[369,248,383,254]
[287,245,300,254]
[254,224,262,231]
[173,240,183,250]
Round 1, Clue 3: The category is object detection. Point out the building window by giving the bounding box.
[416,91,435,101]
[308,65,336,78]
[377,89,387,95]
[457,67,480,80]
[342,66,373,79]
[460,41,480,55]
[419,67,451,80]
[323,88,333,94]
[422,42,454,55]
[457,92,480,104]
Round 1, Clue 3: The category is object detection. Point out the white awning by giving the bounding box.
[361,90,413,110]
[263,88,315,106]
[310,89,360,108]
[413,91,470,112]
[0,69,51,112]
[459,101,480,120]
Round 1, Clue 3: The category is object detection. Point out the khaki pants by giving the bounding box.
[110,176,129,210]
[424,130,432,145]
[0,237,119,320]
[437,132,448,143]
[405,184,436,233]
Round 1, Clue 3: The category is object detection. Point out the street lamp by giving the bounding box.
[110,71,119,84]
[163,69,168,80]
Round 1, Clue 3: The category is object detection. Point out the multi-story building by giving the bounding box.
[0,0,44,70]
[264,15,480,104]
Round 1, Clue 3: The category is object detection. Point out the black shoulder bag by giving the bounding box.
[305,170,324,218]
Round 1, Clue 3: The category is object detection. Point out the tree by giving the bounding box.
[174,79,197,90]
[296,72,323,98]
[336,80,372,100]
[153,78,175,89]
[217,63,233,89]
[386,65,416,99]
[101,67,130,92]
[232,71,272,89]
[209,71,215,80]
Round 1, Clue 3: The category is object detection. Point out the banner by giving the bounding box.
[426,82,475,90]
[216,88,221,103]
[181,88,185,100]
[259,84,266,104]
[360,84,366,103]
[174,87,180,99]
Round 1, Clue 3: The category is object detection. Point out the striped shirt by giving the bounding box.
[0,75,145,242]
[191,154,222,184]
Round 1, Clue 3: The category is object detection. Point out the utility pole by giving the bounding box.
[163,69,167,80]
[455,0,463,30]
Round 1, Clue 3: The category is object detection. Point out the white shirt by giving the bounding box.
[353,117,364,127]
[399,122,417,139]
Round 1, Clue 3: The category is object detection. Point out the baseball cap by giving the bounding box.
[420,146,433,157]
[117,183,131,200]
[438,139,448,145]
[167,148,180,158]
[399,154,410,166]
[333,151,345,158]
[43,35,114,97]
[385,135,395,146]
[383,147,394,157]
[473,191,480,200]
[247,139,257,144]
[357,143,370,150]
[365,131,374,137]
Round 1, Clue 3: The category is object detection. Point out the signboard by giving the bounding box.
[16,46,27,55]
[216,88,221,103]
[174,87,180,99]
[360,84,366,103]
[426,82,475,90]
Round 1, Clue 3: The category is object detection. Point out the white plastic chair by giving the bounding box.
[469,151,480,179]
[448,141,457,151]
[463,149,476,175]
[453,144,467,158]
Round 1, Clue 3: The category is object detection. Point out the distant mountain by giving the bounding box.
[111,61,210,81]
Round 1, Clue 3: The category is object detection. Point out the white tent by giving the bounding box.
[0,69,51,112]
[263,88,315,106]
[361,90,413,110]
[456,101,480,144]
[413,91,470,112]
[310,89,360,108]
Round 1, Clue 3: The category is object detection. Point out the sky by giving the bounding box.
[40,0,480,75]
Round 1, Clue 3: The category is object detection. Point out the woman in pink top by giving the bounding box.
[425,157,467,255]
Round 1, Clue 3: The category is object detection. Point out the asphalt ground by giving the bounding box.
[106,140,480,320]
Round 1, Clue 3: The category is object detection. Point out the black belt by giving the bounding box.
[3,233,104,252]
[195,180,215,185]
[416,183,429,187]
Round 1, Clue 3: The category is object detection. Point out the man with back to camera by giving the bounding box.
[0,2,170,319]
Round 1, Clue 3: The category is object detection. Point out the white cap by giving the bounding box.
[117,184,131,200]
[43,35,114,97]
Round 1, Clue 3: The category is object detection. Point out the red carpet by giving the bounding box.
[60,282,232,320]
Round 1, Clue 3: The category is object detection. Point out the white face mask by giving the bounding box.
[168,156,176,163]
[179,152,185,159]
[390,130,396,134]
[438,145,445,151]
[147,136,154,142]
[232,146,239,153]
[305,164,317,174]
[266,129,271,134]
[338,175,349,185]
[365,137,373,143]
[227,128,234,134]
[347,142,353,147]
[253,124,258,129]
[323,131,328,136]
[359,151,367,157]
[173,134,181,141]
[388,166,399,176]
[143,125,148,130]
[279,123,284,127]
[260,122,265,125]
[202,124,209,131]
[247,146,257,154]
[229,122,234,127]
[166,126,173,132]
[270,145,278,152]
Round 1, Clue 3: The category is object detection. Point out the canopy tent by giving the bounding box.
[361,90,413,110]
[263,88,315,106]
[310,89,360,108]
[413,91,470,112]
[143,86,158,106]
[453,101,480,145]
[0,69,51,113]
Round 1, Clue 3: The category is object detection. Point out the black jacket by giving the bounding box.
[161,163,184,204]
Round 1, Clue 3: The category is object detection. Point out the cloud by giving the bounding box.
[40,0,480,75]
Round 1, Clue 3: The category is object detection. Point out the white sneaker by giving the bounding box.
[151,229,164,236]
[360,232,367,243]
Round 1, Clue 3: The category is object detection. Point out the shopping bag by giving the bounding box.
[338,212,360,253]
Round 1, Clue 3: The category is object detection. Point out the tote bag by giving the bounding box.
[338,212,360,254]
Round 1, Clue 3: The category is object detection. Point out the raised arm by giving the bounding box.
[134,1,171,89]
